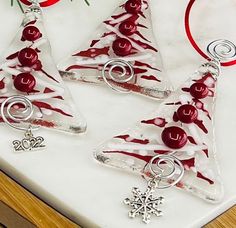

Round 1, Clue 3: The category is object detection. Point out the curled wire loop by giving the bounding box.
[0,95,39,131]
[207,39,236,62]
[102,59,135,93]
[201,40,236,78]
[147,154,184,189]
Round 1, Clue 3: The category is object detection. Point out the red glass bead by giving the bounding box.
[190,83,209,99]
[14,73,36,93]
[0,80,4,89]
[18,48,38,67]
[125,0,141,14]
[161,126,188,149]
[177,104,198,124]
[119,21,137,36]
[22,26,41,41]
[112,38,132,56]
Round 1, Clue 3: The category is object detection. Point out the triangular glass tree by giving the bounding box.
[95,61,223,202]
[58,0,172,99]
[0,3,86,134]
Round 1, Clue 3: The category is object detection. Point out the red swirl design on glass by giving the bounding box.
[185,0,236,67]
[20,0,59,7]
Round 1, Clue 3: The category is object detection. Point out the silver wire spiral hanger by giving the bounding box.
[146,154,184,189]
[207,39,236,62]
[0,95,45,152]
[102,59,135,93]
[199,39,236,78]
[1,95,38,131]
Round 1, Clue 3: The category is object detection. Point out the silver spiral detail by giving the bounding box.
[102,59,135,93]
[0,95,39,131]
[147,154,184,189]
[207,39,236,62]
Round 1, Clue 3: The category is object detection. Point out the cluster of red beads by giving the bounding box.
[14,26,42,93]
[161,79,209,149]
[112,0,141,56]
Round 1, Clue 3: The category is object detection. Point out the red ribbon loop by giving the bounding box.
[185,0,236,67]
[20,0,60,7]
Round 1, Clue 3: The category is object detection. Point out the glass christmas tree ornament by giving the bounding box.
[0,0,86,140]
[58,0,172,99]
[95,39,236,206]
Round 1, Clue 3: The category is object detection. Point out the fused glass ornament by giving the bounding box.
[95,60,223,203]
[58,0,172,99]
[0,3,86,134]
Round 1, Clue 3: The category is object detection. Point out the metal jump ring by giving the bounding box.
[199,59,221,79]
[29,0,40,5]
[25,0,41,13]
[102,59,135,93]
[0,95,39,132]
[207,39,236,62]
[147,154,184,189]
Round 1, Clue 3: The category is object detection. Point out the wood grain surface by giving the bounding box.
[205,205,236,228]
[0,171,79,228]
[0,170,235,228]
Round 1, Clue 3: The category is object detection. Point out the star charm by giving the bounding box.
[124,186,164,224]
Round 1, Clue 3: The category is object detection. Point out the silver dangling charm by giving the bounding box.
[0,95,45,152]
[12,125,45,152]
[124,179,164,224]
[124,154,184,224]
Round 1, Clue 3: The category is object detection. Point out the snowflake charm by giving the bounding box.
[124,186,164,224]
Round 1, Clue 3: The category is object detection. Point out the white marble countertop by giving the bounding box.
[0,0,236,227]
